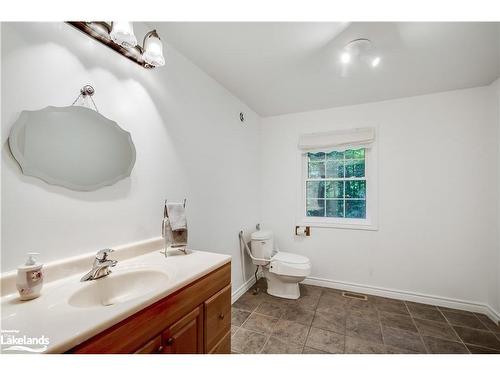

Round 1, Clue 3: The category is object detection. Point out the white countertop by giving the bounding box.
[0,248,231,353]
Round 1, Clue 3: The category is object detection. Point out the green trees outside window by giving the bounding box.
[306,149,366,219]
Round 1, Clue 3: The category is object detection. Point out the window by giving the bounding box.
[306,148,367,219]
[297,127,377,230]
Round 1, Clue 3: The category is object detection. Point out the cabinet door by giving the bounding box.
[134,335,163,354]
[162,306,203,354]
[204,284,231,352]
[209,332,231,354]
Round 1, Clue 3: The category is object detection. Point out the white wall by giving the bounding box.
[498,78,500,313]
[1,22,261,292]
[494,78,500,313]
[2,22,499,314]
[261,86,499,312]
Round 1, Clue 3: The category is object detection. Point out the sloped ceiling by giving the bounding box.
[157,22,500,116]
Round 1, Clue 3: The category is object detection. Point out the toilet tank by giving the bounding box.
[250,230,274,265]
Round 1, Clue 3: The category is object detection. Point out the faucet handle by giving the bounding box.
[96,248,115,261]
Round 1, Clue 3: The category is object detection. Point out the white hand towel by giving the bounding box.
[166,203,187,231]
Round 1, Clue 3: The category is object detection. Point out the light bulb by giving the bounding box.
[142,30,165,67]
[110,22,137,48]
[340,52,351,64]
[371,56,381,67]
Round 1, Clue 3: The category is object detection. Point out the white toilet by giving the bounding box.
[250,230,311,299]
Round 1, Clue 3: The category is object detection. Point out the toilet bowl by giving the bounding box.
[250,230,311,299]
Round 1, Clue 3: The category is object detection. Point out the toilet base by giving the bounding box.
[263,269,305,300]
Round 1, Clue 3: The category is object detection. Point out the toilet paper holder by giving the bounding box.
[295,226,311,236]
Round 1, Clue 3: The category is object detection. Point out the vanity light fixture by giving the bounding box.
[66,22,165,69]
[109,21,137,48]
[142,30,165,67]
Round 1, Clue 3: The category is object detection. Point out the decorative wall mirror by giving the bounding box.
[8,86,136,191]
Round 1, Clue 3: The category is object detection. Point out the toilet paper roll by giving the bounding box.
[296,227,306,236]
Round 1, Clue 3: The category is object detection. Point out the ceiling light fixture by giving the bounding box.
[67,22,166,69]
[340,52,351,64]
[340,38,382,70]
[371,56,381,67]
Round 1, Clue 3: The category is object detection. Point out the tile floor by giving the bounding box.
[231,279,500,354]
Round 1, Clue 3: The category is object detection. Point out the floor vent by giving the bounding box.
[342,291,368,301]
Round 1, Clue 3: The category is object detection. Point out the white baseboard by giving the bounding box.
[231,272,263,304]
[303,276,500,324]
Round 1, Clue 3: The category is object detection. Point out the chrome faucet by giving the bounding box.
[80,249,117,282]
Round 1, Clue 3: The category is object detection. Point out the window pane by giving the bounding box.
[307,199,325,217]
[325,160,344,178]
[326,151,344,160]
[345,159,365,178]
[308,152,325,162]
[345,149,365,159]
[326,199,344,217]
[345,200,366,219]
[325,181,344,198]
[308,162,325,178]
[345,180,366,198]
[306,181,325,199]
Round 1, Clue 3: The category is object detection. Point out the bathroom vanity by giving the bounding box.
[0,239,231,354]
[69,262,231,354]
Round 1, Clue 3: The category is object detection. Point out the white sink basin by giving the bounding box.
[68,268,169,308]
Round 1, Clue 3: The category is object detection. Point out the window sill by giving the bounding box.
[299,220,378,231]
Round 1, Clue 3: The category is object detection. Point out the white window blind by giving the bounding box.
[298,127,375,152]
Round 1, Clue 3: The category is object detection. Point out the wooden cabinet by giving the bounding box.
[204,285,231,352]
[209,332,231,354]
[161,306,203,354]
[68,262,231,354]
[134,336,163,354]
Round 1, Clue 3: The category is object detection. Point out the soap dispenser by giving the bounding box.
[16,253,44,301]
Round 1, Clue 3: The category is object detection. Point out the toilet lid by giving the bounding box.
[251,230,273,240]
[272,251,309,265]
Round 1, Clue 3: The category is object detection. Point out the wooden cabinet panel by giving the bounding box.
[162,306,203,354]
[209,332,231,354]
[134,335,162,354]
[204,284,231,352]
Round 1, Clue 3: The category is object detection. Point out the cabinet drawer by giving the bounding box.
[204,284,231,351]
[134,335,163,354]
[209,332,231,354]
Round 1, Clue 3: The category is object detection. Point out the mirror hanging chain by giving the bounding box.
[71,85,99,113]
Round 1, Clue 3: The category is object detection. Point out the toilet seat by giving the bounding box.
[269,251,311,278]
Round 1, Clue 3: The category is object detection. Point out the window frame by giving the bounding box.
[297,143,378,231]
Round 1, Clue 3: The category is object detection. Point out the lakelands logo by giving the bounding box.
[1,329,50,353]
